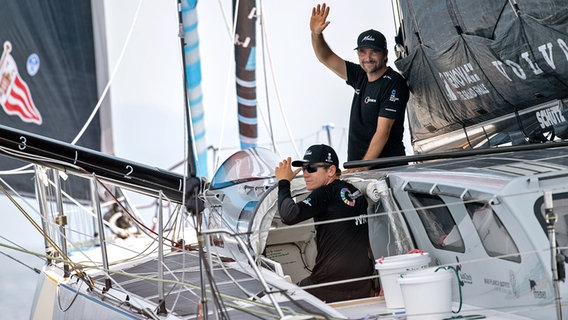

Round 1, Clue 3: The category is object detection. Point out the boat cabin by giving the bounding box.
[205,146,568,318]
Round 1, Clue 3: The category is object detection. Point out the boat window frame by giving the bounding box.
[408,192,466,253]
[464,201,521,263]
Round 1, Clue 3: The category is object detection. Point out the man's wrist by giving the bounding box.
[278,179,291,188]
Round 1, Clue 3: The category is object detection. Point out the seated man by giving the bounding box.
[275,144,374,303]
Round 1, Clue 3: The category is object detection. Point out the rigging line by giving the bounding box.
[211,247,259,299]
[214,66,234,172]
[62,168,187,264]
[207,0,243,173]
[0,241,87,267]
[0,168,34,175]
[258,196,495,238]
[83,281,159,318]
[257,0,276,153]
[0,144,108,174]
[0,184,63,257]
[72,0,145,146]
[200,244,231,319]
[24,181,119,269]
[0,250,41,274]
[216,0,235,42]
[258,2,301,158]
[205,211,268,300]
[0,175,41,215]
[93,247,553,317]
[199,230,295,318]
[57,278,83,312]
[0,189,93,286]
[165,244,201,313]
[84,170,180,246]
[42,176,146,249]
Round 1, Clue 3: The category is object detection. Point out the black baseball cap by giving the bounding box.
[291,144,339,167]
[355,29,387,51]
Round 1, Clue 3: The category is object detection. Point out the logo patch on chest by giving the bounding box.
[364,96,377,104]
[340,188,361,206]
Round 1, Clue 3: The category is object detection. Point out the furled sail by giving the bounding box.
[395,0,568,153]
[181,0,208,177]
[0,0,103,199]
[233,0,258,149]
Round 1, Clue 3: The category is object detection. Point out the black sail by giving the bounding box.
[395,0,568,153]
[0,0,102,199]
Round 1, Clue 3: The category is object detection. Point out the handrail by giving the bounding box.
[344,140,568,169]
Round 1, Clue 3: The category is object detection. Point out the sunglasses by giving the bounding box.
[301,163,331,173]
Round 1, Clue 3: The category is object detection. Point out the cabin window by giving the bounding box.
[534,193,568,263]
[409,193,465,253]
[465,202,521,263]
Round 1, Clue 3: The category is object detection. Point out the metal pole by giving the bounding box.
[544,190,563,320]
[52,169,70,278]
[157,192,167,315]
[201,228,285,318]
[34,165,52,265]
[322,123,334,147]
[90,173,111,291]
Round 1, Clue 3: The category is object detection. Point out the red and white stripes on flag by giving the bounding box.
[0,41,42,125]
[3,73,42,124]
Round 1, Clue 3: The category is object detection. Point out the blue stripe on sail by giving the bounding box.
[236,77,256,88]
[240,135,257,142]
[189,95,203,106]
[239,133,257,149]
[196,150,208,177]
[182,0,208,178]
[192,111,204,123]
[237,96,256,106]
[185,62,202,89]
[183,22,198,33]
[240,143,256,149]
[238,114,257,125]
[184,40,200,52]
[184,0,197,10]
[194,130,206,141]
[246,47,256,70]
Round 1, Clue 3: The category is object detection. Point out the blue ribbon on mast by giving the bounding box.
[181,0,208,177]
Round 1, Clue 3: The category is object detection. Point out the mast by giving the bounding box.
[179,0,208,178]
[233,0,258,149]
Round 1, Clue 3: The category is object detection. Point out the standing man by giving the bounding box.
[275,144,373,303]
[310,3,409,171]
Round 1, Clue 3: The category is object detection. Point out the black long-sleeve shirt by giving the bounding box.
[277,179,374,302]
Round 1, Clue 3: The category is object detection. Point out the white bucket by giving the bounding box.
[398,268,453,320]
[375,252,430,309]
